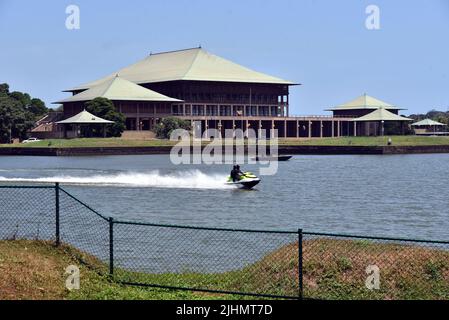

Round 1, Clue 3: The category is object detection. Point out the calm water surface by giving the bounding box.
[0,154,448,240]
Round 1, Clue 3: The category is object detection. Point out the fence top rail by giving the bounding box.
[114,219,300,235]
[303,231,449,245]
[0,185,56,189]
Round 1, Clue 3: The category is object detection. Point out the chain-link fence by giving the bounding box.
[1,183,448,299]
[112,221,300,298]
[302,232,449,300]
[0,185,55,241]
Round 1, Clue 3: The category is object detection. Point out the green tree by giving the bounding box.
[0,97,34,143]
[155,117,191,139]
[0,83,9,96]
[29,98,48,118]
[84,97,126,137]
[10,91,31,108]
[0,83,38,143]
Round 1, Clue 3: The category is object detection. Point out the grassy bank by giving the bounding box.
[0,138,178,148]
[279,136,449,146]
[2,135,449,148]
[1,239,448,300]
[0,240,216,300]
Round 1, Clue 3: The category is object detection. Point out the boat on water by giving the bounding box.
[253,155,293,162]
[226,172,261,189]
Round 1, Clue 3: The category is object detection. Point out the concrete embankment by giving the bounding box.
[2,144,449,156]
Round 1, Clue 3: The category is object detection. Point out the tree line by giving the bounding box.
[409,109,449,125]
[0,83,48,143]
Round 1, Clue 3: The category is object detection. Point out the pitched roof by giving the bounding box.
[327,94,403,111]
[411,119,446,126]
[66,48,296,91]
[353,107,412,122]
[56,110,114,124]
[55,76,182,104]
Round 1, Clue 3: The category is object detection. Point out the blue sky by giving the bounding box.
[0,0,448,115]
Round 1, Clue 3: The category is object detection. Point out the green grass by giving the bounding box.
[2,135,449,148]
[2,239,448,300]
[278,135,449,146]
[0,138,178,148]
[0,240,223,300]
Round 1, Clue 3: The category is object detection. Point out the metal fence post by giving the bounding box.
[109,217,114,276]
[298,228,303,300]
[55,182,60,246]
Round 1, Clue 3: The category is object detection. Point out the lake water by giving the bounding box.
[0,154,448,241]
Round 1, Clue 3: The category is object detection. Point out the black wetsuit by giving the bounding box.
[231,169,243,182]
[231,169,238,182]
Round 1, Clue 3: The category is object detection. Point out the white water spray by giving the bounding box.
[0,170,232,189]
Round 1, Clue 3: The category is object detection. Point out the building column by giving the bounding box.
[136,103,140,131]
[296,120,299,138]
[354,122,357,137]
[308,121,312,138]
[320,121,323,138]
[337,121,341,137]
[331,121,335,137]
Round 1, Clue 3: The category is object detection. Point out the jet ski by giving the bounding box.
[226,172,261,189]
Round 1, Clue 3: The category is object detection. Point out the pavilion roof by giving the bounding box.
[55,76,181,104]
[327,94,403,111]
[65,47,296,92]
[56,110,114,124]
[411,119,446,126]
[353,107,412,122]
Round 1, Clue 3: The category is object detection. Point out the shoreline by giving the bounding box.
[2,144,449,156]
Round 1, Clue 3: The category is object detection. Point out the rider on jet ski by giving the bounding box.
[230,165,244,182]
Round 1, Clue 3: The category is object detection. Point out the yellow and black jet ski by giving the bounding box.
[226,172,261,189]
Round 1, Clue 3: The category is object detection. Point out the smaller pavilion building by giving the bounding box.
[351,107,412,136]
[56,109,115,138]
[327,94,409,136]
[411,119,447,135]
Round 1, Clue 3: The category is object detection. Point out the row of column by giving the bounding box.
[195,119,356,138]
[179,104,288,117]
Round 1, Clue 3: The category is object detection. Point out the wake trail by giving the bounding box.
[0,170,232,190]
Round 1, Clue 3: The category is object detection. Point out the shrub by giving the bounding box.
[155,117,191,139]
